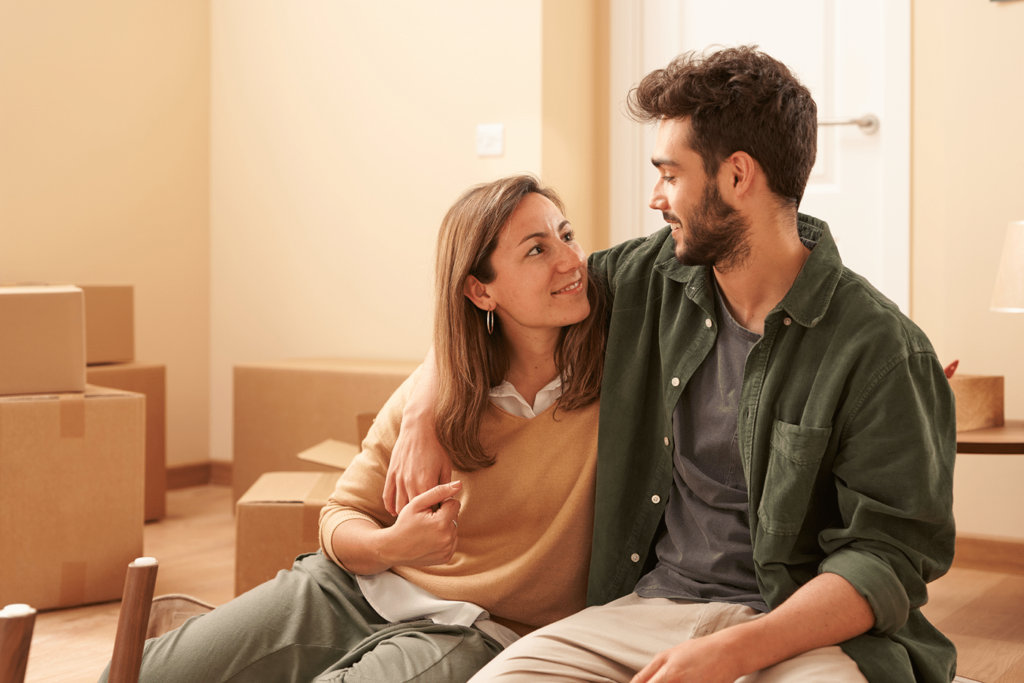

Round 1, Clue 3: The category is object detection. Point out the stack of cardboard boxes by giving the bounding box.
[81,285,167,522]
[0,285,146,610]
[232,358,418,595]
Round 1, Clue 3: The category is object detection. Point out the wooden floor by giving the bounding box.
[18,485,1024,683]
[23,486,236,683]
[924,568,1024,682]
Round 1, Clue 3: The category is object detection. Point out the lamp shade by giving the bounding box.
[991,221,1024,312]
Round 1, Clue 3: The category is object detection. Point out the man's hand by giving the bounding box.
[631,634,742,683]
[384,418,452,516]
[378,481,462,567]
[383,347,452,515]
[632,572,875,682]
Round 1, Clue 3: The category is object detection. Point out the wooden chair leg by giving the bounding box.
[0,604,37,683]
[108,558,159,683]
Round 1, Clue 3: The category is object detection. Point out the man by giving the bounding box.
[388,46,956,682]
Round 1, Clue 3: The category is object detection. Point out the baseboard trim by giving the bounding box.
[167,462,211,489]
[210,460,233,486]
[953,534,1024,576]
[167,461,233,490]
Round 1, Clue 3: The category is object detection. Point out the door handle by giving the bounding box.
[817,114,879,135]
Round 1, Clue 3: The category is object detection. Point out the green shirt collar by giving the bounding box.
[652,213,843,328]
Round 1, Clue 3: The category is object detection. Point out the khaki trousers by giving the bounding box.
[469,593,868,682]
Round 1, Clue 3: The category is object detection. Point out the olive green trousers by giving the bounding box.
[98,553,503,683]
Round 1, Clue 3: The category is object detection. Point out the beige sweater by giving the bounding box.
[319,369,599,636]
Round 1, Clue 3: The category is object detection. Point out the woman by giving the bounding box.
[101,174,607,683]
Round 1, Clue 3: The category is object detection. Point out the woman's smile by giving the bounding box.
[554,278,584,295]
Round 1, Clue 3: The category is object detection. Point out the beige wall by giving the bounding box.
[913,0,1024,539]
[0,2,211,468]
[542,0,611,253]
[210,1,607,463]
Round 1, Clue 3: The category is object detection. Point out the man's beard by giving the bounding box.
[669,180,751,272]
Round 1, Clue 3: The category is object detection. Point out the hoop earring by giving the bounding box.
[486,309,494,335]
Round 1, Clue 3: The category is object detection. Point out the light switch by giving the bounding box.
[476,123,504,157]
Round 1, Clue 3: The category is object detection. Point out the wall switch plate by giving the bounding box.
[476,123,504,157]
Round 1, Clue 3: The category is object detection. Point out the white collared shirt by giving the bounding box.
[488,376,562,418]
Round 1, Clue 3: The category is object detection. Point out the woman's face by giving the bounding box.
[466,193,590,339]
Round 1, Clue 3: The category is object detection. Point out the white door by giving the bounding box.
[609,0,910,312]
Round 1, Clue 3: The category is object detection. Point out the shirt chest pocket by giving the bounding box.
[757,420,832,536]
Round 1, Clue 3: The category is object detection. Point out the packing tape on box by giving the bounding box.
[59,394,86,439]
[59,561,87,606]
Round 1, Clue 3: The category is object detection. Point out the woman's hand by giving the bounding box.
[333,481,462,575]
[378,481,462,567]
[383,347,453,515]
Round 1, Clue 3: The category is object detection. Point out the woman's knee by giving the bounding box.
[319,626,503,683]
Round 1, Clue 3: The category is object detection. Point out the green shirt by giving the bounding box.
[587,215,956,683]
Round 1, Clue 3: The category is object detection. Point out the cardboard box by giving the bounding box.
[950,374,1005,432]
[295,438,360,470]
[0,386,145,610]
[79,285,134,365]
[235,471,341,596]
[233,441,357,595]
[232,358,418,503]
[86,363,166,521]
[0,285,85,396]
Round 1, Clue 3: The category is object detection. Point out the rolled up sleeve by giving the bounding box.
[820,351,956,635]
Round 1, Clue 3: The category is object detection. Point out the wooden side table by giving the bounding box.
[956,419,1024,454]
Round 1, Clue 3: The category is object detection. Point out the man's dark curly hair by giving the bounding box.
[627,45,817,207]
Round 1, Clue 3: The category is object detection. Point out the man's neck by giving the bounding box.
[713,215,810,336]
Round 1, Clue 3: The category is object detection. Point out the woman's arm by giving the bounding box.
[333,481,463,575]
[383,347,453,515]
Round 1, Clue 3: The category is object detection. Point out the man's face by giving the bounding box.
[649,118,750,271]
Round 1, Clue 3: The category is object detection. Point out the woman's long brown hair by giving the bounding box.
[433,174,607,471]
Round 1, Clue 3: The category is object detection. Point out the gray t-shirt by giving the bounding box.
[635,277,768,612]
